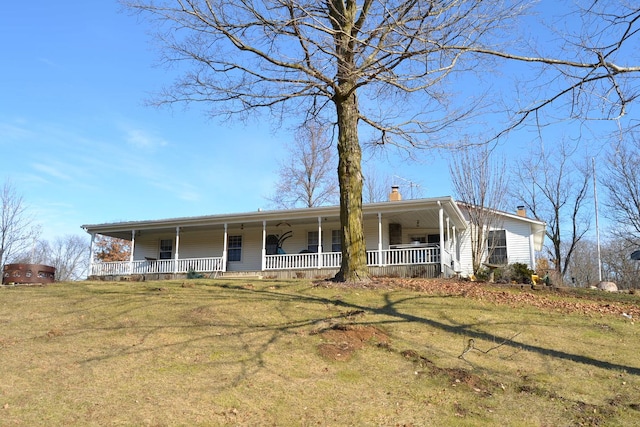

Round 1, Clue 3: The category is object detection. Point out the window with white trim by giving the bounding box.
[307,231,320,253]
[487,230,507,265]
[228,235,242,262]
[159,239,173,259]
[331,230,341,252]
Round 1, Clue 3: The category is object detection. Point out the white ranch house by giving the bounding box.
[82,195,545,280]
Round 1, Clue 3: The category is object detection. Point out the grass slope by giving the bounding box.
[1,279,639,426]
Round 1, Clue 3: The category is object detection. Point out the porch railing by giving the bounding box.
[90,247,449,276]
[90,257,224,277]
[266,246,441,270]
[264,252,319,269]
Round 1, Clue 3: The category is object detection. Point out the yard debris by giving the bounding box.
[316,324,389,361]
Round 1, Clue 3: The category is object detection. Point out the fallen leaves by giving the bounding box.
[344,278,640,318]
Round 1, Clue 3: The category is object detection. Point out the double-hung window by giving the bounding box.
[331,230,341,252]
[159,239,173,259]
[228,235,242,262]
[307,231,320,253]
[487,230,507,265]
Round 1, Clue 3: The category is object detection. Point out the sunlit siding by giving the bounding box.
[500,218,534,267]
[458,227,474,276]
[456,220,535,278]
[133,233,174,260]
[364,220,380,250]
[321,220,342,252]
[279,227,307,254]
[177,230,224,258]
[227,227,262,272]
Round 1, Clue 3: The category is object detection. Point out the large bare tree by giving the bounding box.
[124,0,640,282]
[268,121,338,208]
[601,133,640,244]
[512,141,592,281]
[449,147,508,274]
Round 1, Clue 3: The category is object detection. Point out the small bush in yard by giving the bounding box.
[186,268,204,279]
[508,262,535,284]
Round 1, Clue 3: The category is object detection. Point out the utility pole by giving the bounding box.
[593,158,603,282]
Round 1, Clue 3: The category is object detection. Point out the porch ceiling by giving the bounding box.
[379,209,443,230]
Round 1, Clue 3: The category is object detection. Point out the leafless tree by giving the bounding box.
[601,238,640,290]
[472,2,640,138]
[0,180,40,270]
[45,235,90,281]
[22,235,90,281]
[564,238,600,287]
[601,133,640,244]
[268,121,338,208]
[362,166,391,204]
[363,167,423,203]
[449,147,508,274]
[512,141,592,281]
[123,0,640,282]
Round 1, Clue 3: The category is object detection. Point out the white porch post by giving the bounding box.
[377,212,383,266]
[452,225,458,270]
[261,221,267,271]
[129,230,136,275]
[222,223,228,272]
[446,218,450,250]
[529,232,536,270]
[88,232,96,277]
[174,227,180,274]
[317,217,323,269]
[438,202,445,276]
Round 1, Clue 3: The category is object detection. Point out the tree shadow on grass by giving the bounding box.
[69,281,640,383]
[222,282,640,376]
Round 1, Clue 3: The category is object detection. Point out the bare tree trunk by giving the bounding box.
[333,90,368,282]
[329,0,368,282]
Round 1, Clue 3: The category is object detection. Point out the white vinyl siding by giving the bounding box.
[227,228,262,272]
[500,219,534,267]
[176,230,224,259]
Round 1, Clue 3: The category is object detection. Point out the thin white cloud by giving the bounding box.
[124,128,168,150]
[31,162,73,181]
[37,57,61,69]
[149,179,202,203]
[0,121,34,141]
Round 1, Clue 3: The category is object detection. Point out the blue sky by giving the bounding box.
[0,1,633,242]
[1,1,296,240]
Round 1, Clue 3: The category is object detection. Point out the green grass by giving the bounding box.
[1,279,639,426]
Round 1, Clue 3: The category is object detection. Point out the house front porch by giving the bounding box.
[84,197,467,281]
[88,244,457,280]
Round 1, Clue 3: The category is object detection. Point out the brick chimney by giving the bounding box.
[516,205,526,217]
[389,186,402,201]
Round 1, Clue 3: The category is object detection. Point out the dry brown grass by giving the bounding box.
[1,278,639,426]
